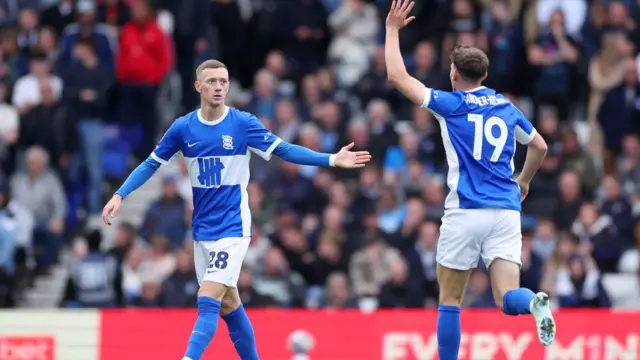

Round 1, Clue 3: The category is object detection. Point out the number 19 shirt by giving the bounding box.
[152,107,281,241]
[421,86,537,212]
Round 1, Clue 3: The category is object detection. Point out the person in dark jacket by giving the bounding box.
[557,254,611,308]
[159,249,198,307]
[62,37,112,216]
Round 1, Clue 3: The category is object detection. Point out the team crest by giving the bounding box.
[222,135,234,150]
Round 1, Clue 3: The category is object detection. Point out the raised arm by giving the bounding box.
[385,0,427,106]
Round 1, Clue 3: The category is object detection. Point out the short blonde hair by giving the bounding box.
[195,59,228,79]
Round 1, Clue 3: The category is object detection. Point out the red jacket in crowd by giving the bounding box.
[116,19,172,86]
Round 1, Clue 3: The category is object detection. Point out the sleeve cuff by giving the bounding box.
[329,154,336,167]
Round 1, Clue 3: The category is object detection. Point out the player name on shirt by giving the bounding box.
[464,93,509,107]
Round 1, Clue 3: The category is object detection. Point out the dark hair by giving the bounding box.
[85,230,103,252]
[29,48,48,62]
[449,45,489,82]
[75,37,96,52]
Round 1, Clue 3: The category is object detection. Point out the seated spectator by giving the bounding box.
[10,146,67,274]
[556,254,611,308]
[12,49,63,117]
[132,280,161,307]
[0,178,34,288]
[253,247,306,307]
[376,186,406,235]
[145,236,176,284]
[159,249,198,308]
[121,245,148,305]
[0,226,15,307]
[540,232,578,296]
[0,82,18,175]
[600,175,634,241]
[561,128,600,193]
[463,269,495,308]
[349,234,400,303]
[405,221,438,305]
[16,8,39,52]
[244,223,272,270]
[532,217,557,261]
[245,69,280,120]
[378,256,424,308]
[520,228,544,293]
[572,202,623,273]
[616,134,640,198]
[97,0,131,29]
[139,175,187,250]
[237,268,278,308]
[321,272,358,309]
[61,230,119,308]
[619,219,640,274]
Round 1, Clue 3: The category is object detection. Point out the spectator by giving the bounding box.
[274,98,301,144]
[159,248,197,307]
[97,0,131,29]
[16,7,39,52]
[58,0,115,74]
[616,134,640,197]
[556,254,612,307]
[389,198,424,250]
[554,171,584,230]
[405,220,439,305]
[572,202,622,273]
[484,0,523,95]
[61,230,119,307]
[121,245,148,305]
[520,228,544,293]
[598,58,640,173]
[378,256,424,308]
[561,128,600,193]
[12,49,63,117]
[532,217,557,261]
[349,235,400,302]
[139,175,187,250]
[116,0,171,159]
[328,0,379,87]
[244,223,272,270]
[40,0,76,36]
[464,269,495,308]
[600,175,634,241]
[237,268,278,308]
[0,82,18,174]
[253,247,306,307]
[160,0,209,112]
[528,9,580,122]
[0,226,14,307]
[0,178,34,286]
[63,37,112,216]
[10,146,67,274]
[618,219,640,273]
[321,272,358,308]
[276,0,329,76]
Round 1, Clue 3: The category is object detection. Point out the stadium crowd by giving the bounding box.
[0,0,639,310]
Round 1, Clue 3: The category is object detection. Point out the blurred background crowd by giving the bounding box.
[0,0,639,311]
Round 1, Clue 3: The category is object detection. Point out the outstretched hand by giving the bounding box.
[386,0,415,30]
[334,142,372,168]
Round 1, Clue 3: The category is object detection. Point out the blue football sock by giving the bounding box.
[502,288,535,316]
[222,305,259,360]
[437,305,461,360]
[184,297,221,360]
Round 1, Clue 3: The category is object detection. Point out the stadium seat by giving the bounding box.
[602,273,640,309]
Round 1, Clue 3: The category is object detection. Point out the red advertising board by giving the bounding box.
[100,309,640,360]
[0,336,55,360]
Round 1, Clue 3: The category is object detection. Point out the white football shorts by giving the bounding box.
[193,237,251,287]
[436,208,522,270]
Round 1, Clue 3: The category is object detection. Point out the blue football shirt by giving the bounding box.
[421,86,537,211]
[151,107,281,241]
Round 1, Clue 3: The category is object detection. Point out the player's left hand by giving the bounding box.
[334,142,372,168]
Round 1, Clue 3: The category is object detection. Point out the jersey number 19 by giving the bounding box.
[467,114,508,162]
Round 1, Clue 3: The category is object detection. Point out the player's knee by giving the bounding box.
[198,281,227,301]
[220,289,242,315]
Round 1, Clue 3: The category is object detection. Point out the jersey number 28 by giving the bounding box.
[467,114,508,162]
